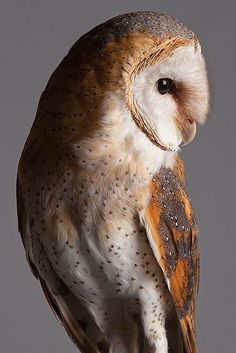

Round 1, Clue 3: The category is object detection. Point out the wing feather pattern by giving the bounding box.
[16,178,101,353]
[142,157,200,353]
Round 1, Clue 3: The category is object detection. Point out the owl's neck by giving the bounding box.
[75,93,177,190]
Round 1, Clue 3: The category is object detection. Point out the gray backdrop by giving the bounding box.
[1,1,235,352]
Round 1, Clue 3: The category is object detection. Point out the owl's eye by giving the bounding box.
[156,78,174,95]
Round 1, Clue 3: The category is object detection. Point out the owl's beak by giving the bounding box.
[181,119,196,145]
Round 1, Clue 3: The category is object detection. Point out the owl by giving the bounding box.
[17,11,209,353]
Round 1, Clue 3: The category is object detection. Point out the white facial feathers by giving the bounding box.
[132,44,209,151]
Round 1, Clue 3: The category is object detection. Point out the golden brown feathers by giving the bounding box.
[144,157,199,353]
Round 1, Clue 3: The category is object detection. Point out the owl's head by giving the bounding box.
[77,11,209,152]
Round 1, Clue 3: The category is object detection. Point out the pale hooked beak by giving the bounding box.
[181,118,197,146]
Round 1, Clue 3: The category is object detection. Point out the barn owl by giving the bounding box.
[17,11,209,353]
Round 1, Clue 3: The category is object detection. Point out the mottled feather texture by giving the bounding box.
[143,158,199,353]
[17,11,209,353]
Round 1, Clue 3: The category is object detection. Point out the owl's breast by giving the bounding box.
[42,186,173,329]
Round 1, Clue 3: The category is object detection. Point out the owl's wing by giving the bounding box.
[140,157,200,353]
[16,179,102,353]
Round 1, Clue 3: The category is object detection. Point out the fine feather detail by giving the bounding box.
[142,157,199,353]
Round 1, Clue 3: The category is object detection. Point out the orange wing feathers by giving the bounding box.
[144,157,200,353]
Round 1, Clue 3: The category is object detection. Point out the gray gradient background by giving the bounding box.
[1,1,235,352]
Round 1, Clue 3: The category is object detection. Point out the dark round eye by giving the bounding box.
[156,78,174,95]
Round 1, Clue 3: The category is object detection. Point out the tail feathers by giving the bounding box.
[180,313,197,353]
